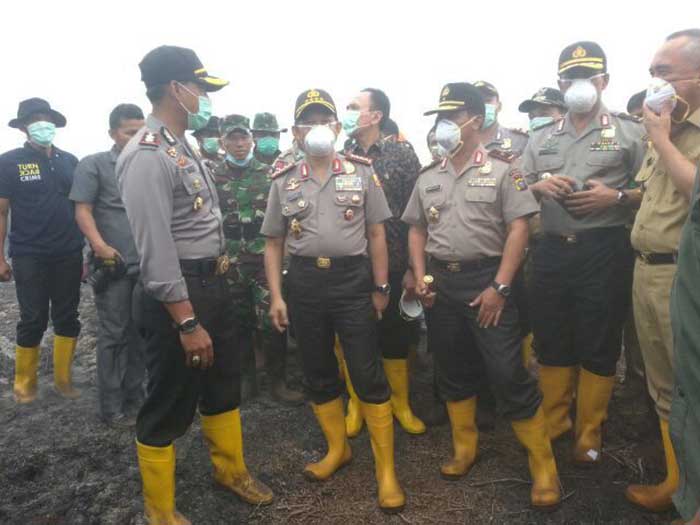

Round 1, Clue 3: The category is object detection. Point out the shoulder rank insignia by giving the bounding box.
[271,161,296,179]
[344,152,373,166]
[372,172,382,188]
[613,111,642,123]
[139,131,160,147]
[160,127,177,146]
[488,148,518,163]
[419,158,441,175]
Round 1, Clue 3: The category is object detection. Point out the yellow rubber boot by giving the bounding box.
[441,397,478,479]
[361,401,406,514]
[343,360,364,438]
[625,418,679,512]
[522,333,534,368]
[200,409,273,506]
[384,359,426,435]
[14,345,40,404]
[573,368,615,465]
[304,397,352,481]
[511,406,561,509]
[53,335,80,399]
[538,365,577,440]
[334,337,345,382]
[136,441,190,525]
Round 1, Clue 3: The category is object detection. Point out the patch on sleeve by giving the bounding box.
[511,169,528,191]
[139,131,160,148]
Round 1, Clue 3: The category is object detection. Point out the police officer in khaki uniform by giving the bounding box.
[626,29,700,513]
[474,80,530,155]
[403,82,560,510]
[117,45,272,524]
[262,89,405,514]
[522,41,646,466]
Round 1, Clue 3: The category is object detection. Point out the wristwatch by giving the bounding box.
[616,190,629,206]
[177,317,200,334]
[375,283,391,295]
[491,281,511,297]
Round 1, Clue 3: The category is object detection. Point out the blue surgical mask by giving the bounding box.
[202,137,220,155]
[342,110,362,137]
[27,121,56,147]
[529,116,555,132]
[176,83,212,131]
[226,150,254,168]
[482,104,497,129]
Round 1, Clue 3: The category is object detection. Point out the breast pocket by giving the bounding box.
[586,151,624,168]
[464,185,498,221]
[536,157,565,179]
[173,169,206,217]
[335,192,364,223]
[422,192,448,226]
[281,195,313,220]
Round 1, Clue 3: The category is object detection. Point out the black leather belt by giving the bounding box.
[180,255,230,276]
[430,256,501,273]
[291,255,365,269]
[544,227,624,245]
[635,251,677,265]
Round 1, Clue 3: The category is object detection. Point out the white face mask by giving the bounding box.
[435,117,475,156]
[302,124,337,157]
[564,78,599,114]
[645,77,678,114]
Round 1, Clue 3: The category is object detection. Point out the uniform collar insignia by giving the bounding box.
[160,126,177,146]
[332,158,343,175]
[439,158,448,171]
[300,162,310,180]
[600,113,610,128]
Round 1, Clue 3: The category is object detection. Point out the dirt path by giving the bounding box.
[0,282,678,524]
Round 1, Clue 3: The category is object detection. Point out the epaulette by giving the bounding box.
[613,111,642,123]
[419,158,441,174]
[510,127,529,137]
[488,148,519,163]
[344,152,373,166]
[271,161,296,179]
[139,130,160,148]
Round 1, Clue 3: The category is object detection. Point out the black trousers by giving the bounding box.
[133,272,240,447]
[287,256,390,405]
[428,260,541,421]
[531,227,634,377]
[378,270,420,359]
[12,251,82,347]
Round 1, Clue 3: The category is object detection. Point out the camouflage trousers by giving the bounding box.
[226,254,286,383]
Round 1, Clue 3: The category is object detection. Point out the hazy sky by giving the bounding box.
[1,1,697,163]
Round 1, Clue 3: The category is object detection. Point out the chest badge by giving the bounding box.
[501,138,512,150]
[351,194,361,204]
[297,199,307,209]
[290,218,302,238]
[192,178,202,191]
[166,147,178,158]
[344,208,355,221]
[343,161,356,174]
[286,178,300,191]
[335,175,363,192]
[479,161,493,175]
[193,196,204,211]
[428,206,440,223]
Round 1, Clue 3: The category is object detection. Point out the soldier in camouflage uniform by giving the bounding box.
[191,115,222,171]
[251,112,287,166]
[214,114,303,405]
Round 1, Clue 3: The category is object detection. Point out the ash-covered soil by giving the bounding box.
[0,281,678,524]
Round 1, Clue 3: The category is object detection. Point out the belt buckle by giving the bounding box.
[446,262,461,272]
[316,257,331,269]
[564,234,577,244]
[215,255,230,275]
[639,252,650,263]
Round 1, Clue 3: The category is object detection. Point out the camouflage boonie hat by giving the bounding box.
[251,112,288,133]
[220,114,251,136]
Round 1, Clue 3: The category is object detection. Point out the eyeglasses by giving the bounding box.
[558,73,606,87]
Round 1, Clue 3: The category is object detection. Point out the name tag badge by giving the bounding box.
[467,178,497,187]
[425,184,442,193]
[335,175,363,192]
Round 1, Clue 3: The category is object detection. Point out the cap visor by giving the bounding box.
[518,101,535,113]
[197,75,229,92]
[251,127,288,133]
[423,105,463,116]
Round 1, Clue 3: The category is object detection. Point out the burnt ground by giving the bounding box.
[0,281,680,525]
